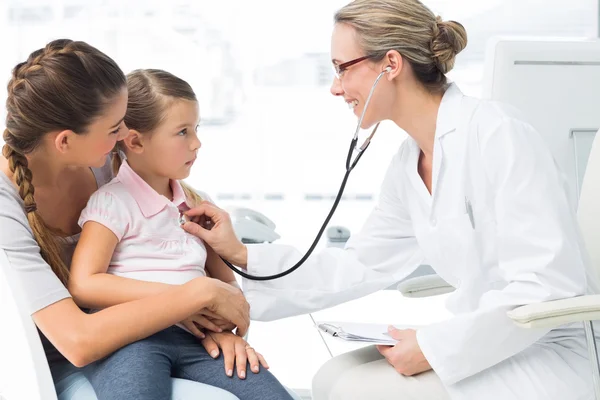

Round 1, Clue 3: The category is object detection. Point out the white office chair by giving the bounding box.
[396,265,454,298]
[0,249,57,400]
[507,129,600,399]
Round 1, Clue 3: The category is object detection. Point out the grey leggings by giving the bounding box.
[84,327,294,400]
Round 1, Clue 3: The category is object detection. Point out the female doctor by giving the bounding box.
[184,0,598,398]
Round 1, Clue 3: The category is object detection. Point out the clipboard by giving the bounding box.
[316,321,420,346]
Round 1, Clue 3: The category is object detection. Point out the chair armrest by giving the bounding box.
[0,250,57,400]
[396,274,455,298]
[508,295,600,329]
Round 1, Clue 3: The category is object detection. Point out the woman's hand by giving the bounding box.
[201,331,269,379]
[183,201,248,267]
[195,308,237,332]
[194,277,250,337]
[180,313,222,339]
[376,327,432,376]
[180,315,237,339]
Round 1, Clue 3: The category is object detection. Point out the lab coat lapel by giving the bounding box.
[430,84,463,214]
[406,139,434,208]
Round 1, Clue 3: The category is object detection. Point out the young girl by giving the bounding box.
[68,69,294,400]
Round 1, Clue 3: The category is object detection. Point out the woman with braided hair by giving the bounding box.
[0,39,252,400]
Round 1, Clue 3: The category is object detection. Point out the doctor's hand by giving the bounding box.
[376,327,432,376]
[183,201,248,267]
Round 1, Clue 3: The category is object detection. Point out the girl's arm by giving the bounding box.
[2,189,248,369]
[68,221,174,309]
[204,244,238,288]
[35,277,226,367]
[69,221,234,334]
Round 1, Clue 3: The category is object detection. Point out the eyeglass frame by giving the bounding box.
[332,55,374,79]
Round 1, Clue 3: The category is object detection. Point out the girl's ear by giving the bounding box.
[122,129,145,154]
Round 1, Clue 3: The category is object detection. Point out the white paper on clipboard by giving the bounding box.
[315,321,421,346]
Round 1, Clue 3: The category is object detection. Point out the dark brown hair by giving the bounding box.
[2,39,126,284]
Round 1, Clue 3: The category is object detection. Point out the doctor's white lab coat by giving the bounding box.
[242,84,599,399]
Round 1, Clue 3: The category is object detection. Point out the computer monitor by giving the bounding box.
[482,37,600,207]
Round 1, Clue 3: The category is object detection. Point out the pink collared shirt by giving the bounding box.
[79,161,207,285]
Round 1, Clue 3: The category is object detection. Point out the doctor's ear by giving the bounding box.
[122,129,145,154]
[383,50,403,79]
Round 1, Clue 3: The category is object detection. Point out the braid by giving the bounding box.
[2,38,125,285]
[2,132,69,284]
[8,42,73,95]
[2,139,36,212]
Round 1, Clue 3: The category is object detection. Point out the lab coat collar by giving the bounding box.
[405,83,464,205]
[435,83,463,139]
[117,160,190,218]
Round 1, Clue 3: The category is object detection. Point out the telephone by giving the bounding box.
[228,207,281,244]
[326,226,351,248]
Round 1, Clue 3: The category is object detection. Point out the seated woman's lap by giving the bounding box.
[55,371,240,400]
[171,327,294,400]
[52,354,240,400]
[59,327,293,400]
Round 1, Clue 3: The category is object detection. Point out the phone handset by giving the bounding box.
[228,207,280,244]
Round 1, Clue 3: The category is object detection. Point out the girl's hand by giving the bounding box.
[200,331,269,379]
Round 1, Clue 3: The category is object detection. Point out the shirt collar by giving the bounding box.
[435,82,464,139]
[117,160,190,218]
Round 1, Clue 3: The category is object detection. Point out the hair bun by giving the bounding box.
[431,16,468,74]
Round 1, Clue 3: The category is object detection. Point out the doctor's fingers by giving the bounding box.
[376,344,394,358]
[386,327,415,341]
[382,345,426,376]
[376,345,404,370]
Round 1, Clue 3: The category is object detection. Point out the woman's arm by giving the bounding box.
[1,186,249,370]
[34,277,227,367]
[68,221,174,309]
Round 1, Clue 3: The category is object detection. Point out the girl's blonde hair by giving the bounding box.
[113,69,203,206]
[335,0,468,92]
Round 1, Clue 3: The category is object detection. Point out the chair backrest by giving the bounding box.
[577,130,600,276]
[0,250,57,400]
[482,37,600,208]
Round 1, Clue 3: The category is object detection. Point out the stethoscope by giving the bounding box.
[220,67,392,281]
